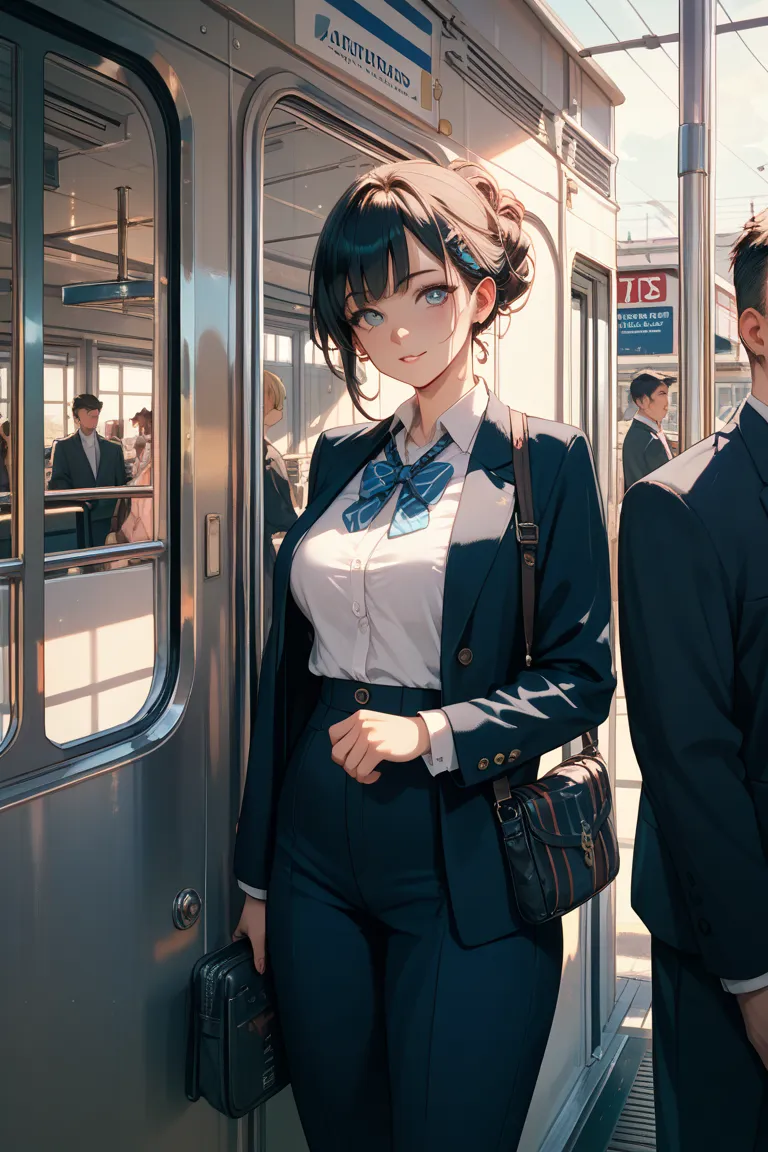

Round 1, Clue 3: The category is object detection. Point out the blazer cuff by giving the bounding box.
[238,880,268,901]
[418,709,457,776]
[721,971,768,994]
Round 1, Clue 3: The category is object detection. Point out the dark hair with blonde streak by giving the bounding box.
[310,158,534,416]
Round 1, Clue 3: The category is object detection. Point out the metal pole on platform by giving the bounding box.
[678,0,716,451]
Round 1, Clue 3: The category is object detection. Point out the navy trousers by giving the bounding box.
[267,677,563,1152]
[652,937,768,1151]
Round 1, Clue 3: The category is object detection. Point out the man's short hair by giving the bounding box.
[629,370,675,404]
[731,210,768,322]
[71,393,103,419]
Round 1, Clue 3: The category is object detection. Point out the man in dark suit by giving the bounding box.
[263,371,297,634]
[621,369,675,492]
[48,393,130,547]
[619,215,768,1150]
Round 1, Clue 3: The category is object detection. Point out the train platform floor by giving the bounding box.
[570,650,656,1150]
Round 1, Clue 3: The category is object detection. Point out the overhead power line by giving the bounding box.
[581,0,768,192]
[718,1,768,80]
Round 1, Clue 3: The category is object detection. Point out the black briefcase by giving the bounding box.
[186,938,289,1118]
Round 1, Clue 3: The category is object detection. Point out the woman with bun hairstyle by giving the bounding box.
[234,158,614,1151]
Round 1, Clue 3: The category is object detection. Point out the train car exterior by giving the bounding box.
[0,0,623,1149]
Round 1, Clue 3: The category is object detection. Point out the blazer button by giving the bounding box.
[698,918,712,936]
[508,749,521,762]
[478,758,490,771]
[494,753,505,765]
[354,687,370,705]
[457,647,473,666]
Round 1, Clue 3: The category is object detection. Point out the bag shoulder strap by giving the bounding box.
[509,409,537,670]
[508,408,597,755]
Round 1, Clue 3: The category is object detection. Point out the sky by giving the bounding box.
[543,0,768,242]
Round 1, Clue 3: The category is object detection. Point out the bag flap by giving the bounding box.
[515,756,612,846]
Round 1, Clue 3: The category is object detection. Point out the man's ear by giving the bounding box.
[739,307,767,360]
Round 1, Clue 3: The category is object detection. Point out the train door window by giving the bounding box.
[571,261,611,498]
[41,53,163,745]
[257,102,417,644]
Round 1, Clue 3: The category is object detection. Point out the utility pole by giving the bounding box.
[678,0,716,452]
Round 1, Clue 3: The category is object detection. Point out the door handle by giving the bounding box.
[172,888,202,930]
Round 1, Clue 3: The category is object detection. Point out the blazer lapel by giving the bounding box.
[94,436,111,484]
[738,401,768,523]
[69,433,92,485]
[440,392,517,677]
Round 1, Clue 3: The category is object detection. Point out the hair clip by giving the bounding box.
[455,243,482,274]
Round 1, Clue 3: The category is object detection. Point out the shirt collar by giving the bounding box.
[634,412,661,433]
[393,383,489,454]
[746,392,768,425]
[79,428,96,444]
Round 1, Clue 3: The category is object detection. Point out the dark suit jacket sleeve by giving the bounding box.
[619,480,768,979]
[443,432,615,788]
[264,452,298,535]
[233,432,327,891]
[48,440,72,489]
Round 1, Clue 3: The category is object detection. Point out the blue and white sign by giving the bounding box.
[618,306,674,356]
[296,0,435,123]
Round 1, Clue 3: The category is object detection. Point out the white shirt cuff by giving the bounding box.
[418,709,457,776]
[238,880,268,901]
[721,971,768,994]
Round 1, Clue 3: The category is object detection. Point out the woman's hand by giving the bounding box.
[234,895,267,974]
[328,710,431,784]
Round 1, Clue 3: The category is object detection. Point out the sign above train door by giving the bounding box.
[295,0,438,125]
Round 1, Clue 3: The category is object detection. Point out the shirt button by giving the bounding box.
[352,559,362,570]
[478,758,489,771]
[359,618,369,631]
[352,601,360,615]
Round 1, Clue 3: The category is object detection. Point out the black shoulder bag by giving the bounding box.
[492,410,619,924]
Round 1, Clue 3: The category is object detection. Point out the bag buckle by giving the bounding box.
[581,820,595,868]
[515,517,539,547]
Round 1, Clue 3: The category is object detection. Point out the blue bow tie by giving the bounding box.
[342,431,454,537]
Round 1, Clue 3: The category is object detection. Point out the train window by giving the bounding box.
[42,53,162,743]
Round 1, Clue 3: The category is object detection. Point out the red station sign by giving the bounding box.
[618,272,669,306]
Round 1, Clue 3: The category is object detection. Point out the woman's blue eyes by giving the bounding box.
[350,285,451,326]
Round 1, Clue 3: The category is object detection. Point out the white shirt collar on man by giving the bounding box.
[634,410,673,460]
[746,392,768,423]
[78,428,100,479]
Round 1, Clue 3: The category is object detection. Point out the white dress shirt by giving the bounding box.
[633,411,673,460]
[79,429,100,478]
[239,384,499,902]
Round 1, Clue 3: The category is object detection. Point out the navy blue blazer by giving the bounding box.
[619,400,768,980]
[49,432,129,523]
[235,391,615,946]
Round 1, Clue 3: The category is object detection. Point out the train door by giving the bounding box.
[0,8,235,1151]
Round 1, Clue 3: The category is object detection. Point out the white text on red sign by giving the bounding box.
[618,272,668,305]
